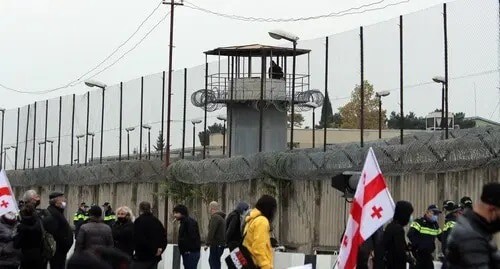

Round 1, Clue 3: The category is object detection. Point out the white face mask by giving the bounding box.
[60,202,67,209]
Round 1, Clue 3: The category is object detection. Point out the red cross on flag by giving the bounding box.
[336,147,395,269]
[0,169,18,216]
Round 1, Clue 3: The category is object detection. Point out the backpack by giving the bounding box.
[38,214,56,260]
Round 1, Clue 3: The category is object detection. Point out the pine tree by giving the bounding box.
[317,90,339,128]
[154,131,165,152]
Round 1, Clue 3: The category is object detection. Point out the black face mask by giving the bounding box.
[117,217,127,223]
[35,200,41,207]
[488,218,500,233]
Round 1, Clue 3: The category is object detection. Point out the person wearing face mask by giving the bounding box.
[0,211,21,269]
[440,200,460,269]
[42,191,73,269]
[407,204,442,269]
[225,202,250,251]
[383,201,415,269]
[112,206,135,257]
[446,182,500,268]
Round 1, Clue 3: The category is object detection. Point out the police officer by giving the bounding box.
[459,196,473,211]
[408,204,442,269]
[102,202,116,228]
[73,202,89,238]
[441,200,460,269]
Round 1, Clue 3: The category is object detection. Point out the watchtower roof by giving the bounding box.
[204,44,310,57]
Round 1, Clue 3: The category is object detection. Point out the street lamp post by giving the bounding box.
[269,30,299,150]
[3,147,9,169]
[142,125,152,160]
[191,120,202,157]
[27,158,31,169]
[216,115,227,156]
[85,80,107,164]
[304,102,319,148]
[125,127,135,160]
[38,142,45,168]
[46,140,54,166]
[375,91,391,139]
[87,132,95,163]
[432,76,447,138]
[76,134,85,164]
[0,108,4,170]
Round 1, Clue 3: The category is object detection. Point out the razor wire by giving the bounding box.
[167,126,500,184]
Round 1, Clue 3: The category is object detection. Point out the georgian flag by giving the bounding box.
[0,169,18,216]
[336,148,395,269]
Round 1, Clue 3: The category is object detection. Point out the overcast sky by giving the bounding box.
[0,0,453,108]
[1,0,499,167]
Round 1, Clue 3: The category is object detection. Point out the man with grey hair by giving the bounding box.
[206,201,226,269]
[22,189,40,208]
[43,192,73,269]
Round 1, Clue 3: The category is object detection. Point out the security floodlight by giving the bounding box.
[87,132,95,136]
[84,80,107,89]
[268,30,299,43]
[76,134,85,139]
[304,102,319,109]
[38,142,45,145]
[432,76,446,84]
[125,127,135,132]
[142,124,152,129]
[191,119,202,124]
[216,115,227,121]
[46,139,54,143]
[376,91,391,97]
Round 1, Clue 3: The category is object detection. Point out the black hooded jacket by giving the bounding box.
[177,210,201,254]
[383,201,414,269]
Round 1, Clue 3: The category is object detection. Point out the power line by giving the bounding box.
[0,1,165,95]
[183,0,410,22]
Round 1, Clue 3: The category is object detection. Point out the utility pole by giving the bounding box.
[163,0,184,167]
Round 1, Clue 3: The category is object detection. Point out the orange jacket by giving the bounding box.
[243,209,273,269]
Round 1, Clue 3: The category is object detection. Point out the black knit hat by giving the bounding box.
[481,182,500,207]
[88,205,103,218]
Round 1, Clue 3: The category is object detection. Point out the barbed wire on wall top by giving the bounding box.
[167,126,500,184]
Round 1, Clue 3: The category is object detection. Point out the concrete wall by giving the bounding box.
[8,162,500,254]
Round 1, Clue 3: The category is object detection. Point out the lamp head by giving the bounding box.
[432,76,446,84]
[191,119,202,125]
[268,30,299,43]
[376,91,391,98]
[0,108,5,113]
[46,139,54,143]
[216,115,227,121]
[142,124,152,130]
[76,134,85,138]
[84,80,107,89]
[125,127,135,132]
[304,102,319,109]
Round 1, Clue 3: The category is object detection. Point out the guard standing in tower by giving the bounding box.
[268,61,283,80]
[103,202,116,228]
[407,204,442,269]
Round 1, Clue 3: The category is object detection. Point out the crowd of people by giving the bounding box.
[0,183,498,269]
[368,182,500,269]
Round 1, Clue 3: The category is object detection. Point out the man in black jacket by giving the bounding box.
[43,192,74,269]
[133,201,167,269]
[103,202,116,228]
[173,204,201,269]
[446,182,500,269]
[225,202,249,251]
[383,200,415,269]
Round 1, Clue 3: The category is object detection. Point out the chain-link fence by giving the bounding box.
[0,0,498,172]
